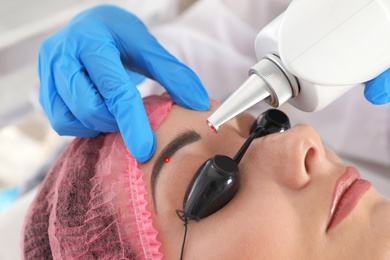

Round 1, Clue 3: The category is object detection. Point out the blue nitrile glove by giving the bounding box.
[38,4,209,163]
[365,68,390,105]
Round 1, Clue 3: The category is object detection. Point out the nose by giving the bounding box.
[244,124,326,190]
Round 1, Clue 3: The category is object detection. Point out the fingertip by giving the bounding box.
[365,91,390,105]
[137,45,210,111]
[165,68,210,111]
[128,131,156,163]
[364,68,390,104]
[189,92,210,111]
[177,95,210,111]
[365,81,390,105]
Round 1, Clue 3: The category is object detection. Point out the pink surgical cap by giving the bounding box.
[21,93,174,259]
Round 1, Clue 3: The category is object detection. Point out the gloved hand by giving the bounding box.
[38,4,209,163]
[365,68,390,104]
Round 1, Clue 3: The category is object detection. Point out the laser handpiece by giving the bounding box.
[207,0,390,133]
[207,54,299,133]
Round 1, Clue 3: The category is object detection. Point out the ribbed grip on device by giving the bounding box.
[249,55,299,107]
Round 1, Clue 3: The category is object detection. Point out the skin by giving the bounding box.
[139,101,390,259]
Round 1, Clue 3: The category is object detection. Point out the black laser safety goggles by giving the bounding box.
[176,108,291,222]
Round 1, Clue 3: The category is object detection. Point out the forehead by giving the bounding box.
[154,101,255,156]
[138,102,215,180]
[154,101,220,152]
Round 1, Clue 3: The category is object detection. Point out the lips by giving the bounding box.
[326,166,371,231]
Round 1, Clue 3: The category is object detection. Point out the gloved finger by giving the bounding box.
[80,44,156,162]
[364,68,390,104]
[113,89,156,163]
[114,18,209,111]
[125,69,146,85]
[51,55,120,133]
[147,50,210,111]
[40,88,101,137]
[80,6,207,111]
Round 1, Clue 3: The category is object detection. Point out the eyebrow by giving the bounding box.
[151,129,201,211]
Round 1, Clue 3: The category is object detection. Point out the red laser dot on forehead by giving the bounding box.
[164,157,170,163]
[207,121,218,133]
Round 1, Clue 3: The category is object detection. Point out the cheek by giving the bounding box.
[184,181,302,258]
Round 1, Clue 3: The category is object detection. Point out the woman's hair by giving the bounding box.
[21,94,174,259]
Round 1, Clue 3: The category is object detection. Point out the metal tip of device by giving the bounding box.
[206,55,298,132]
[207,120,219,133]
[206,74,270,132]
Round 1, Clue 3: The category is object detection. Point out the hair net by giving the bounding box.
[21,93,174,259]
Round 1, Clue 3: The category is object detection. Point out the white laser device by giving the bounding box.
[207,0,390,133]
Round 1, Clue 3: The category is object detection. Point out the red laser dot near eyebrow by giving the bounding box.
[207,121,218,133]
[164,157,170,163]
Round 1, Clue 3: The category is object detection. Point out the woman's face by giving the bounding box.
[140,101,390,259]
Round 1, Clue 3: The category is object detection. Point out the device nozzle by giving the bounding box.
[206,54,299,133]
[207,120,219,133]
[206,74,270,133]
